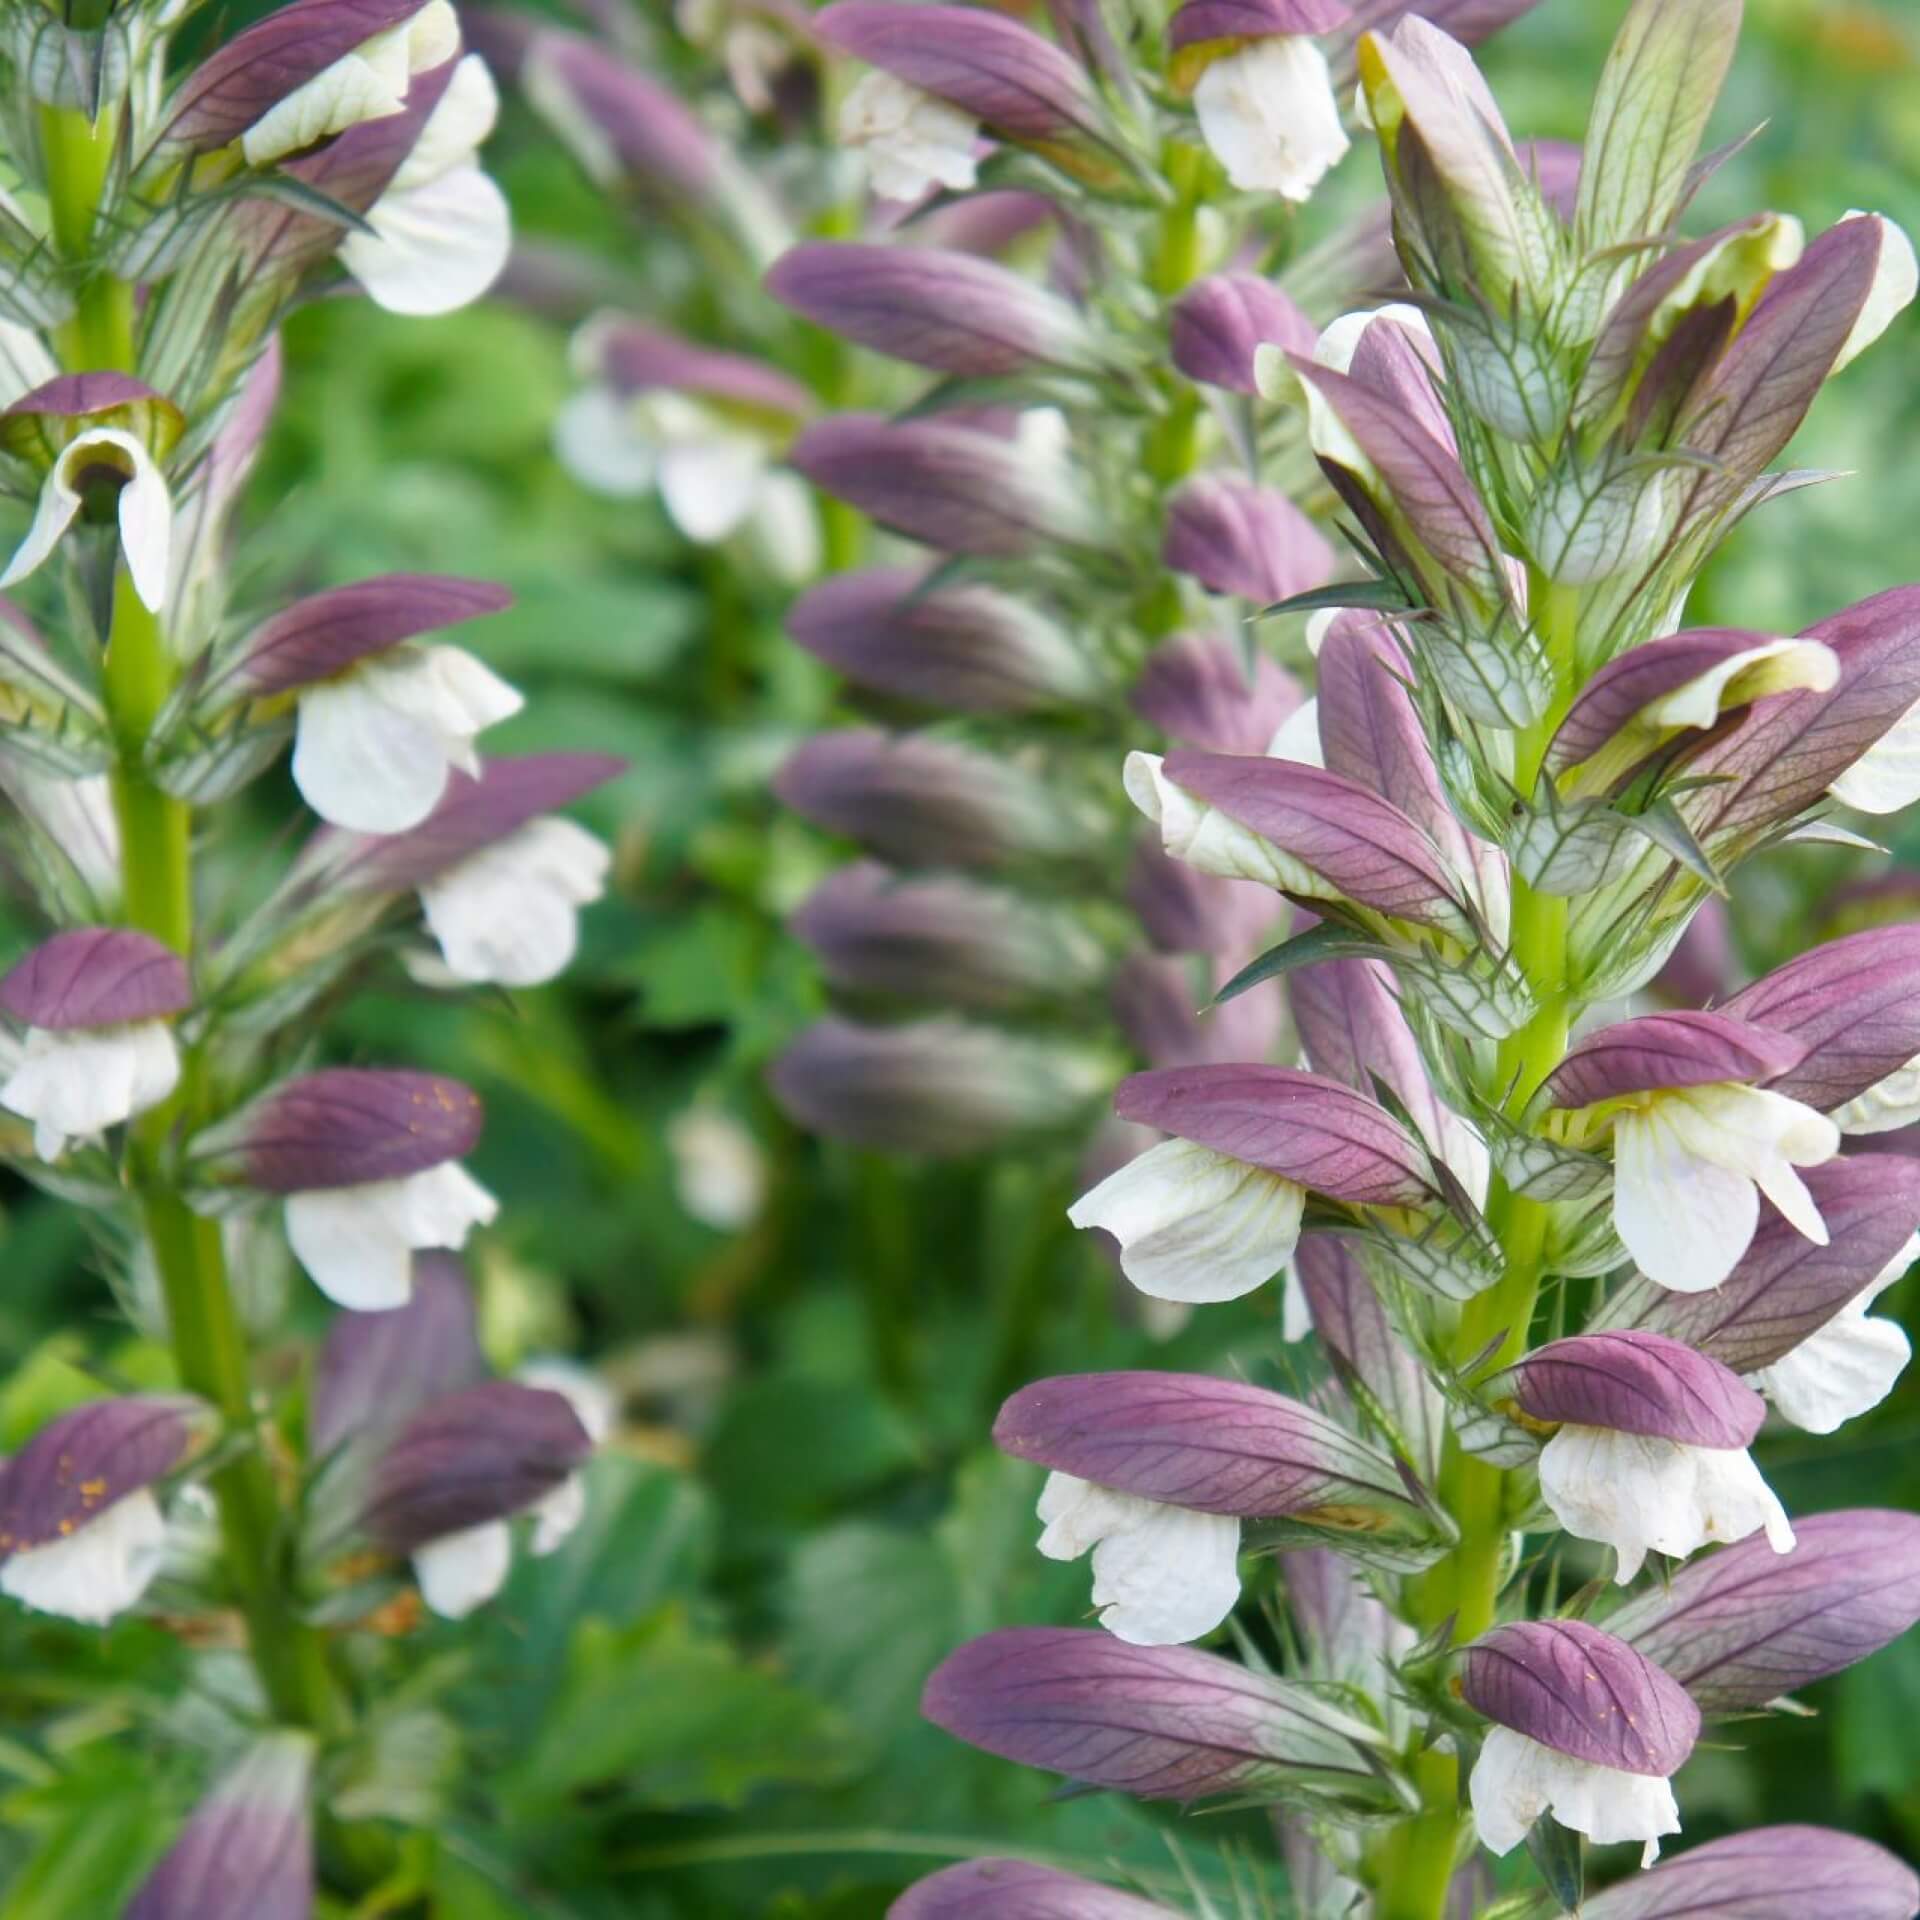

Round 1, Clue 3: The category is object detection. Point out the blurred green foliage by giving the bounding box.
[0,1,1916,1912]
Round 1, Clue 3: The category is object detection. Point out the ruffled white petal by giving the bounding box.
[838,70,979,202]
[1192,37,1350,201]
[1036,1472,1242,1645]
[284,1162,497,1309]
[1125,751,1317,894]
[1471,1726,1680,1865]
[412,1518,511,1618]
[115,446,175,613]
[553,386,659,497]
[1537,1424,1795,1583]
[390,51,498,195]
[0,1021,180,1160]
[1831,692,1920,814]
[341,163,512,317]
[656,435,767,543]
[1,428,172,606]
[1752,1311,1910,1436]
[1067,1135,1305,1302]
[293,643,522,833]
[419,816,610,987]
[0,1487,167,1624]
[1612,1085,1838,1292]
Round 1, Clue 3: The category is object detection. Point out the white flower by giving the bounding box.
[838,69,979,202]
[242,0,460,165]
[0,427,173,611]
[1265,697,1325,767]
[516,1356,614,1555]
[666,1106,767,1230]
[1125,751,1317,894]
[292,642,522,834]
[0,1487,167,1624]
[412,1518,511,1618]
[1831,694,1920,814]
[419,816,609,987]
[1470,1724,1680,1869]
[1747,1233,1917,1434]
[338,54,511,317]
[1036,1472,1241,1645]
[1192,37,1350,201]
[284,1162,498,1310]
[1067,1135,1305,1303]
[1610,1083,1840,1293]
[1280,1261,1312,1341]
[0,1021,180,1160]
[1536,1423,1796,1584]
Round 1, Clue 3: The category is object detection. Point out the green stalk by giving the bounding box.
[1375,585,1581,1920]
[41,106,337,1733]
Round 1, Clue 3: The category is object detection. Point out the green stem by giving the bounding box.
[1376,585,1582,1920]
[41,107,337,1734]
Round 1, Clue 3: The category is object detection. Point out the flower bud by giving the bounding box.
[1506,1330,1764,1449]
[1161,475,1334,604]
[1129,632,1304,753]
[1126,836,1280,955]
[0,1395,203,1624]
[125,1733,315,1920]
[792,414,1101,557]
[1577,1825,1920,1920]
[1608,1509,1920,1712]
[1109,951,1283,1068]
[769,1016,1107,1154]
[777,729,1098,869]
[893,1861,1176,1919]
[787,567,1101,714]
[1169,274,1318,394]
[795,863,1105,1012]
[766,242,1101,377]
[0,928,192,1160]
[923,1626,1401,1809]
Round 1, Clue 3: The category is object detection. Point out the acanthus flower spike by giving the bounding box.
[1070,1062,1435,1303]
[0,1395,205,1624]
[0,928,192,1160]
[191,1068,496,1310]
[1607,1508,1920,1715]
[1543,1010,1840,1293]
[1500,1330,1794,1583]
[0,374,184,612]
[124,1732,316,1920]
[922,1626,1406,1813]
[1462,1618,1699,1867]
[997,1369,1433,1642]
[229,572,521,835]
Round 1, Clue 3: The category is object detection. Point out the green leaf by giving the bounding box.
[510,1608,858,1809]
[1257,577,1415,620]
[1214,922,1390,1006]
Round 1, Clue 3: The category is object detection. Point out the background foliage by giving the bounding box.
[1,0,1917,1911]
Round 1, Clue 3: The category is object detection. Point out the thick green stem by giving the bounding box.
[42,106,336,1733]
[1376,586,1581,1920]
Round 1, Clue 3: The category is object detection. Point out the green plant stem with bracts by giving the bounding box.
[43,105,339,1737]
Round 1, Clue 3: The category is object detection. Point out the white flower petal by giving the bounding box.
[242,44,411,168]
[1265,696,1325,766]
[0,462,83,593]
[838,70,979,201]
[1538,1425,1793,1583]
[412,1518,511,1618]
[1471,1727,1681,1862]
[0,1487,167,1624]
[517,1358,617,1443]
[389,52,498,194]
[1831,692,1920,814]
[1035,1472,1241,1645]
[1124,751,1317,894]
[657,436,767,543]
[397,1160,499,1245]
[1612,1102,1759,1293]
[1833,1051,1920,1135]
[1067,1136,1305,1302]
[284,1182,420,1309]
[746,468,822,584]
[1312,305,1434,375]
[528,1472,587,1556]
[1750,1304,1912,1435]
[0,1021,180,1156]
[114,446,175,612]
[420,816,608,987]
[553,386,659,497]
[294,674,450,832]
[666,1105,767,1230]
[342,163,512,317]
[1192,37,1350,201]
[1280,1262,1312,1342]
